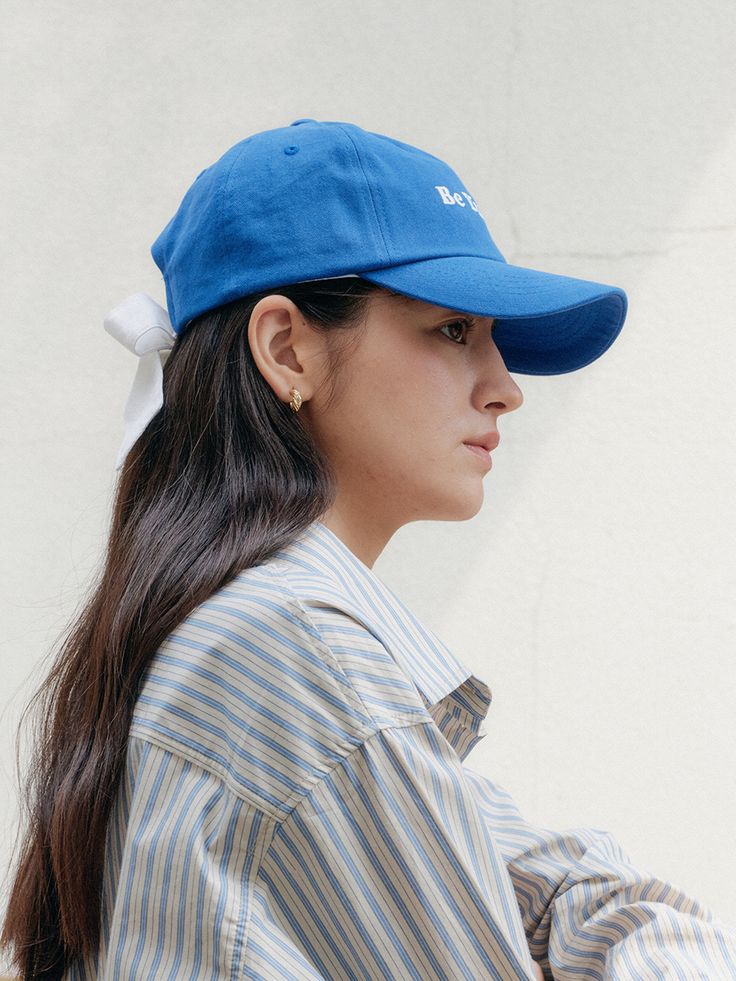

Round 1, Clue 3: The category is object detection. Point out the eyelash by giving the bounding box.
[438,318,478,345]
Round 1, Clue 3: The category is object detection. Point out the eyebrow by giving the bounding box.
[444,312,497,330]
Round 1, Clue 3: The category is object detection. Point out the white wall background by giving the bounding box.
[2,0,735,970]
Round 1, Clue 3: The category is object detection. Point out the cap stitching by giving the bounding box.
[336,125,391,264]
[219,136,256,267]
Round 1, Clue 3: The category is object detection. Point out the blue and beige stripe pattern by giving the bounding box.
[64,520,736,979]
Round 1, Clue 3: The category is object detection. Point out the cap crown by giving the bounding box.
[151,119,505,332]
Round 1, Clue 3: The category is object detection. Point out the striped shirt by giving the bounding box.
[65,519,736,980]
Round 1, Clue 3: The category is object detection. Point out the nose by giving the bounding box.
[481,341,524,415]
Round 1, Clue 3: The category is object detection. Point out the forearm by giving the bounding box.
[546,832,736,979]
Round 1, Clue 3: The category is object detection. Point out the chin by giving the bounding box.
[425,489,485,523]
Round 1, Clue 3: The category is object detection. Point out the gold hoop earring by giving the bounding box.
[288,387,302,413]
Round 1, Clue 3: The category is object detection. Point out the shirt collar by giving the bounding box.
[271,520,493,752]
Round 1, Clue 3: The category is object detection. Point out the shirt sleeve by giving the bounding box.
[462,762,736,980]
[247,719,541,980]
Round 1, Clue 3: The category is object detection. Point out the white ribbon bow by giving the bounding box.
[103,292,176,471]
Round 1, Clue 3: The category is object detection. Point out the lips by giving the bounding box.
[463,432,500,452]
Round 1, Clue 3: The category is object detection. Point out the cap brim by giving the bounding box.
[358,255,627,375]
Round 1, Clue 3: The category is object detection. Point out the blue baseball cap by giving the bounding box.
[150,118,628,375]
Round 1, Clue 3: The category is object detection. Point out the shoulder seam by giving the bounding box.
[127,728,289,820]
[130,714,444,827]
[266,719,442,838]
[156,564,381,818]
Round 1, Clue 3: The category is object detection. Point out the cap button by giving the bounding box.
[290,118,316,126]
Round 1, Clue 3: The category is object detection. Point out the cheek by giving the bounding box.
[363,353,431,430]
[364,340,456,406]
[360,356,458,467]
[392,353,462,441]
[328,332,464,467]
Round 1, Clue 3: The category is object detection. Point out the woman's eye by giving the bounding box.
[439,319,474,344]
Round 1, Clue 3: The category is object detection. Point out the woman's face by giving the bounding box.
[306,291,524,534]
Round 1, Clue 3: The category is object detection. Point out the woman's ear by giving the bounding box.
[247,294,323,404]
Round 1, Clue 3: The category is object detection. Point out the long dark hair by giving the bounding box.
[1,275,394,979]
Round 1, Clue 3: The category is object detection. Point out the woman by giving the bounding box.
[3,118,735,979]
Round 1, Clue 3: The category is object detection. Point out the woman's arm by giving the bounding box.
[463,762,736,979]
[253,721,545,979]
